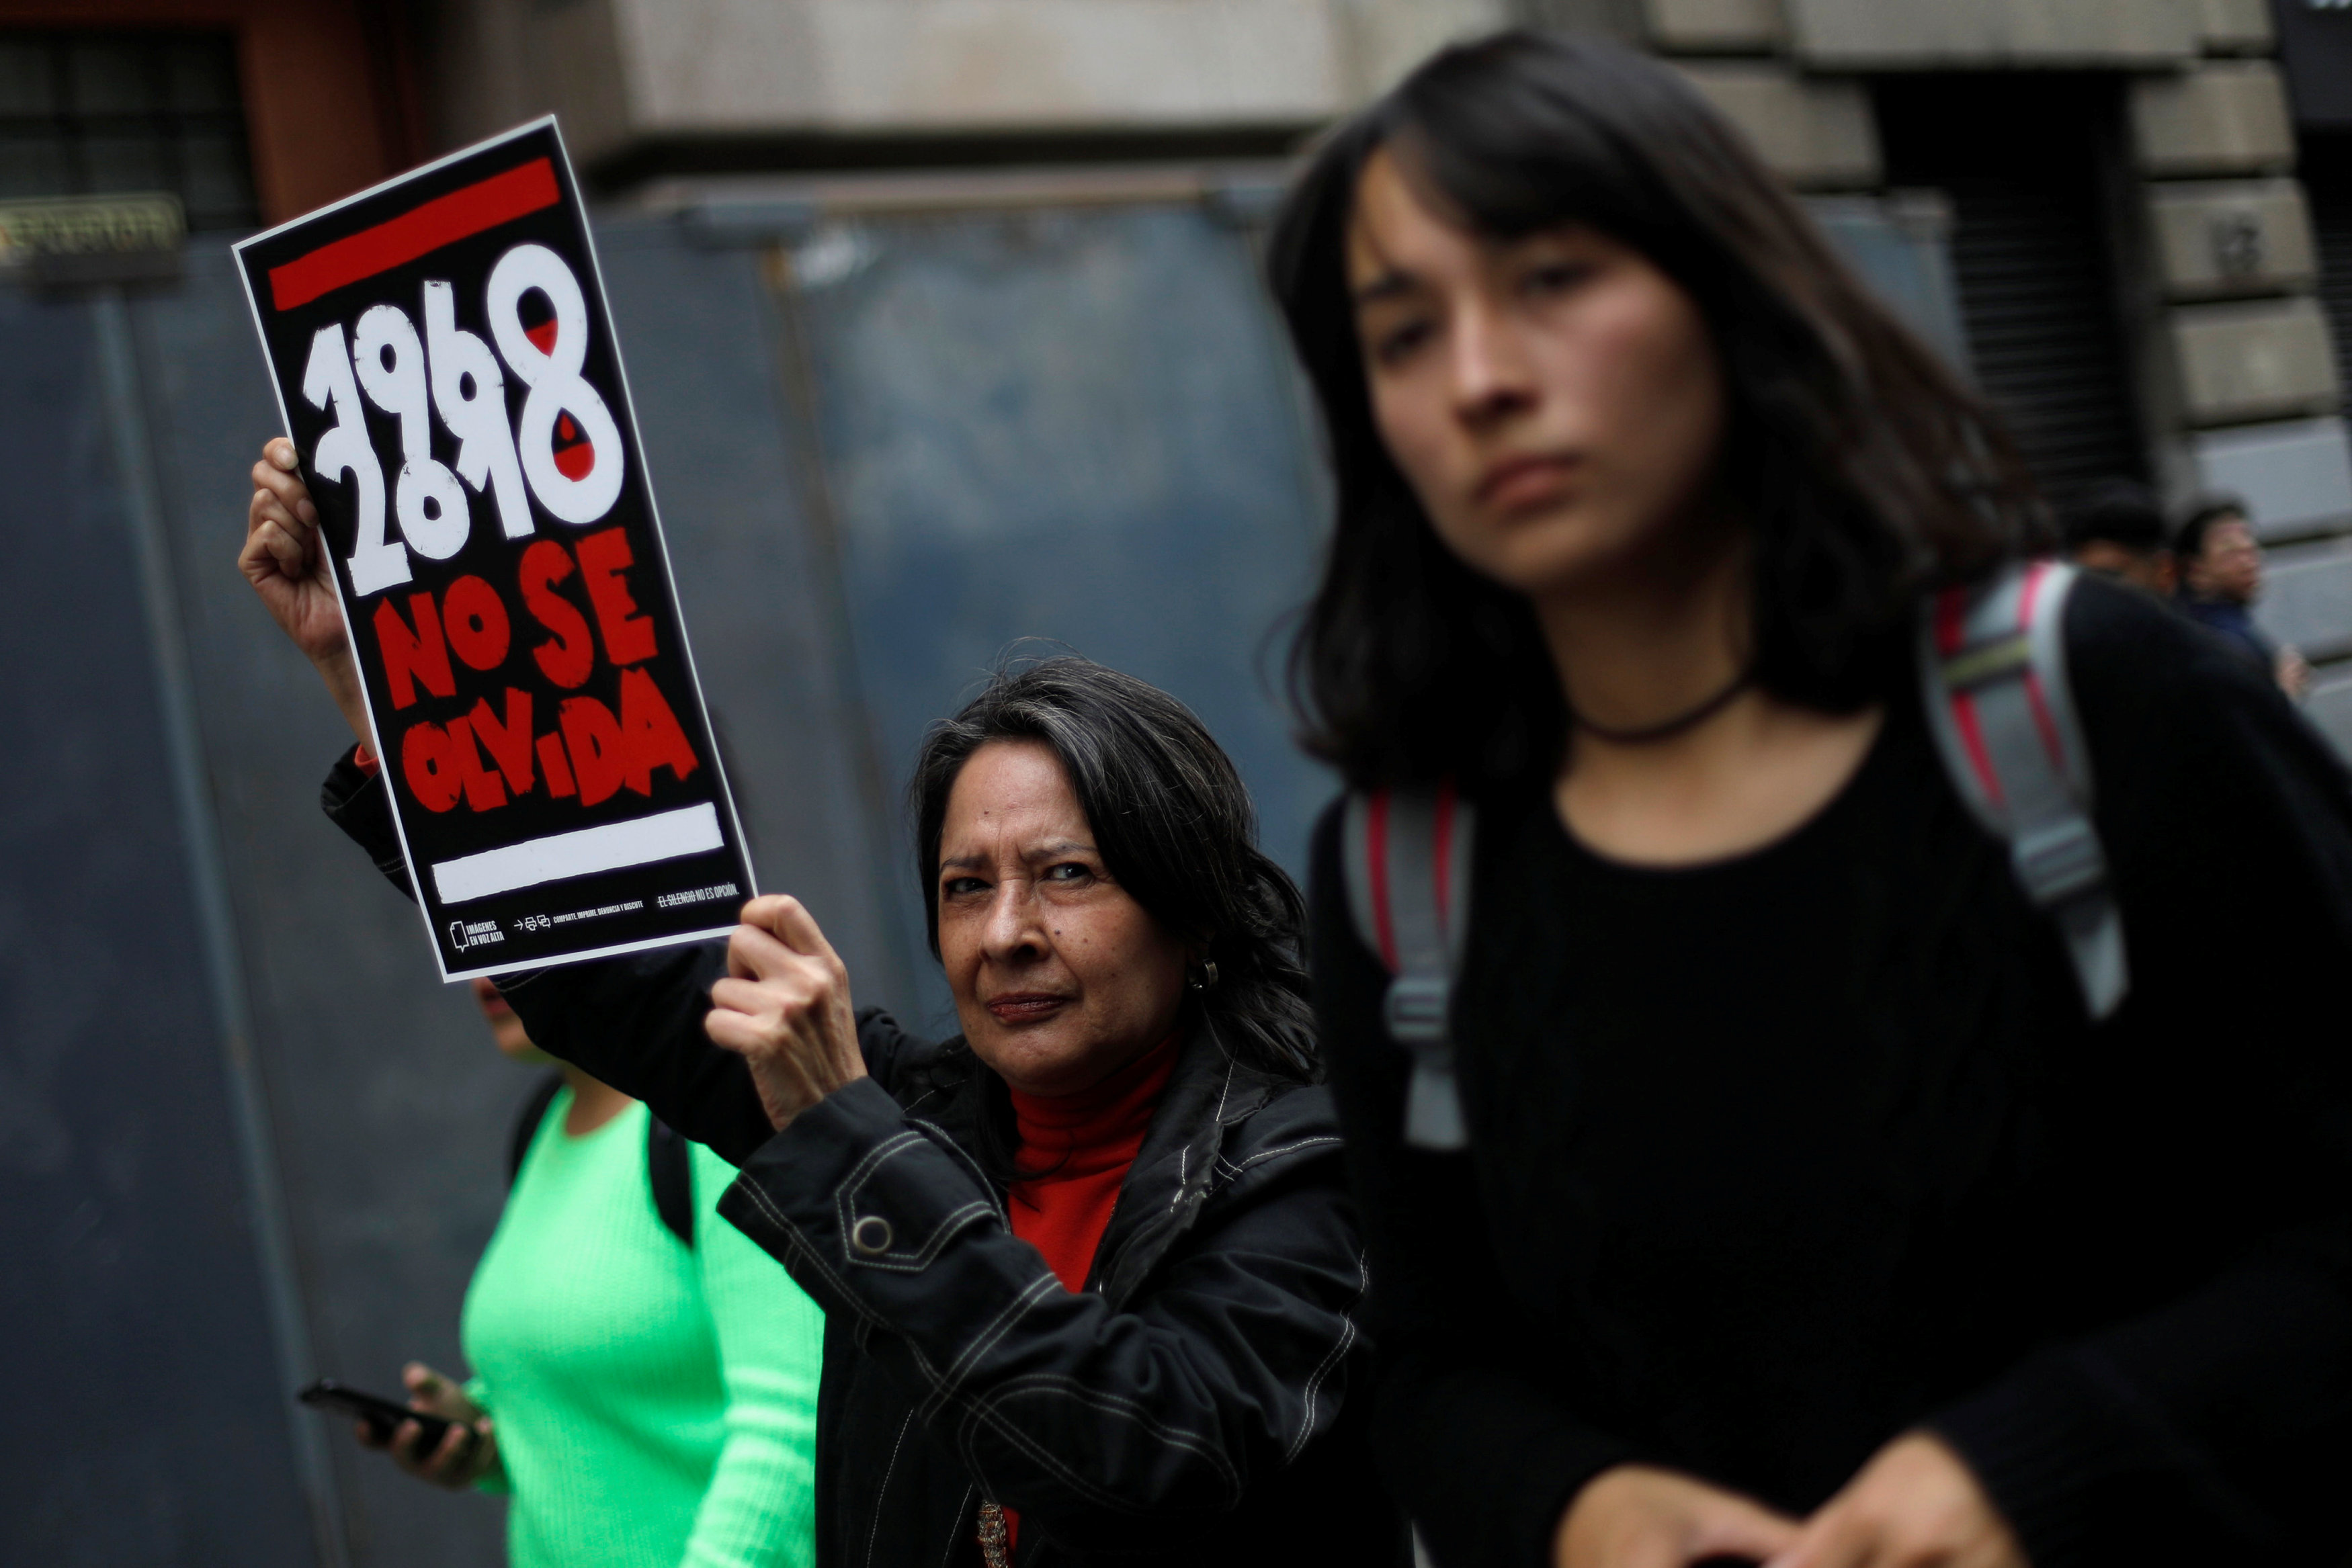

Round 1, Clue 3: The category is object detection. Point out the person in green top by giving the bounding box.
[355,977,823,1568]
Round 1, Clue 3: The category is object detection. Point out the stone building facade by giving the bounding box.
[1636,0,2352,726]
[415,0,2352,724]
[6,1,2343,679]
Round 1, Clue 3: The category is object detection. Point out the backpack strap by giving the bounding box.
[646,1115,696,1249]
[508,1070,694,1248]
[1342,782,1476,1150]
[1919,558,2128,1018]
[507,1071,564,1186]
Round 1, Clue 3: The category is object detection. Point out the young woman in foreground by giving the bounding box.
[1271,32,2352,1568]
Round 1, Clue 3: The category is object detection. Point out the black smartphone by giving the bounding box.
[297,1378,458,1451]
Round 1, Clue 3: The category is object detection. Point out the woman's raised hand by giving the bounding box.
[1555,1465,1800,1568]
[708,895,869,1131]
[240,437,370,745]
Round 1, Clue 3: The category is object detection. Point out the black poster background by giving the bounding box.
[234,119,755,978]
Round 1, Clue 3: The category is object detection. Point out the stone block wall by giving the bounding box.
[429,0,1510,163]
[1624,0,2352,737]
[416,0,2352,740]
[2146,177,2316,298]
[1674,62,1880,188]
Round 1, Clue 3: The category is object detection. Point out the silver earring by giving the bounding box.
[1189,959,1220,992]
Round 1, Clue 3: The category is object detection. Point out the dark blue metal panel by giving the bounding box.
[593,220,913,1010]
[782,204,1335,1025]
[130,239,506,1567]
[0,281,316,1566]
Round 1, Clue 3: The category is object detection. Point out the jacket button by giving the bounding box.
[850,1215,894,1256]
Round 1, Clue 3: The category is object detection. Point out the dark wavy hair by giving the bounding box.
[2175,494,2249,566]
[1267,30,2048,789]
[2061,480,2169,555]
[908,656,1316,1089]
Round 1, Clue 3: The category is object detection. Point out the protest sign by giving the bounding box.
[235,119,755,979]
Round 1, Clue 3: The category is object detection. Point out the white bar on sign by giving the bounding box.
[432,803,723,904]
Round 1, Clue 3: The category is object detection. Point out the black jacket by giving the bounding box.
[324,755,1404,1568]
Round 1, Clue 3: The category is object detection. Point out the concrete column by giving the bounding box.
[2117,36,2352,709]
[1331,0,1511,99]
[1628,0,2352,725]
[1642,0,1786,52]
[2170,296,2341,425]
[2146,177,2317,298]
[435,0,1396,161]
[427,0,634,163]
[1782,0,2198,69]
[2191,0,2274,55]
[2125,52,2346,511]
[2130,59,2296,177]
[1674,62,1880,189]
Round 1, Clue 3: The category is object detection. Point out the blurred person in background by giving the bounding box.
[2175,496,2310,699]
[2059,480,2174,597]
[1268,29,2352,1568]
[355,974,822,1568]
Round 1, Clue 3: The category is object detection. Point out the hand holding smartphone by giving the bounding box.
[298,1377,458,1450]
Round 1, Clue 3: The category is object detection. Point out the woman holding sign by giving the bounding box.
[244,438,1400,1568]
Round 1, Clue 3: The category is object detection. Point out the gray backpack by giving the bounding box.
[1343,558,2127,1151]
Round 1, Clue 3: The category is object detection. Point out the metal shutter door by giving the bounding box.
[1939,177,2146,498]
[2306,147,2352,408]
[1877,77,2146,500]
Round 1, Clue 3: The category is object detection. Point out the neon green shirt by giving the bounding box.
[462,1091,821,1568]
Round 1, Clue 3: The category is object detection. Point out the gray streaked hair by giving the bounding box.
[908,654,1316,1084]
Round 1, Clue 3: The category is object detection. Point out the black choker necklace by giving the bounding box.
[1572,668,1754,745]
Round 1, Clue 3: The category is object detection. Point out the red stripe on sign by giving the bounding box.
[268,158,560,312]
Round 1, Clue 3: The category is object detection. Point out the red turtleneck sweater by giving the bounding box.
[1006,1029,1180,1289]
[995,1030,1181,1553]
